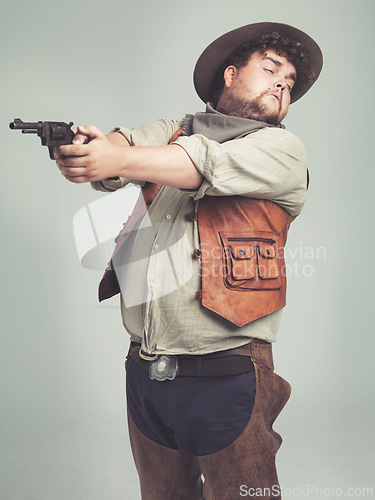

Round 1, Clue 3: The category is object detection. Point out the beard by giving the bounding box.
[216,91,285,125]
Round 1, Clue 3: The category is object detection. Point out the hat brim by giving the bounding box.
[193,22,323,104]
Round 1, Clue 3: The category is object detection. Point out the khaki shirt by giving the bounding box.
[92,119,307,355]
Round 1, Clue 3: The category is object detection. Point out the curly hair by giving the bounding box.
[211,31,315,106]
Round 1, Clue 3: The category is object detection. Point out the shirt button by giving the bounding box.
[154,244,159,250]
[165,214,172,220]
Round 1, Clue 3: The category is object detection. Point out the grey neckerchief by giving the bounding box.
[181,102,284,143]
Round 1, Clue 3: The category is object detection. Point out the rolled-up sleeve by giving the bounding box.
[173,127,308,216]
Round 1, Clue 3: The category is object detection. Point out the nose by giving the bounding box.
[275,80,288,92]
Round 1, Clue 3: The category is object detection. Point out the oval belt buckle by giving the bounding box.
[149,355,178,381]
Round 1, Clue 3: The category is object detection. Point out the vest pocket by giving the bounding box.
[257,243,279,279]
[229,242,256,283]
[220,231,282,290]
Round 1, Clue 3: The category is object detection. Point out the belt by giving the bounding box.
[128,342,254,380]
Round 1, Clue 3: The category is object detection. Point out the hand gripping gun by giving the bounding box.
[9,119,75,159]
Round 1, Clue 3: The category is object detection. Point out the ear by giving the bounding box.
[223,65,237,89]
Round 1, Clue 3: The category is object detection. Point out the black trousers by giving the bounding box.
[126,340,291,499]
[126,354,256,456]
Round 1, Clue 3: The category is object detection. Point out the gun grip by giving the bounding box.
[48,146,56,160]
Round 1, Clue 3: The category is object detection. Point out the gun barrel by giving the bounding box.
[9,119,42,131]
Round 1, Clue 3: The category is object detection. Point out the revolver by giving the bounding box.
[9,118,75,160]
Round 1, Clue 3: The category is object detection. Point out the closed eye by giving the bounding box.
[286,81,294,92]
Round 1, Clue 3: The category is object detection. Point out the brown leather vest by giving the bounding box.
[196,196,295,326]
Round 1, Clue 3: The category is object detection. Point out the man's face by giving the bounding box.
[216,50,297,125]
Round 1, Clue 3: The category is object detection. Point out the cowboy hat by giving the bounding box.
[193,22,323,104]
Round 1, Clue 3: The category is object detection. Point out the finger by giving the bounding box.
[57,144,88,158]
[60,166,88,177]
[54,145,67,159]
[75,125,105,142]
[72,132,90,145]
[54,154,68,170]
[63,174,90,184]
[58,155,88,169]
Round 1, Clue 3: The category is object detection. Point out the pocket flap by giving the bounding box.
[258,243,276,259]
[229,243,255,260]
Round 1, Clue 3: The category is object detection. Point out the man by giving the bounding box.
[55,22,322,500]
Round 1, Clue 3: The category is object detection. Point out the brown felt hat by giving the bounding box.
[193,22,323,104]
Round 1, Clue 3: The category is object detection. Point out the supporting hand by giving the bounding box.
[55,125,129,183]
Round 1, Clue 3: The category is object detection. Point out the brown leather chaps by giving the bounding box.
[127,340,291,500]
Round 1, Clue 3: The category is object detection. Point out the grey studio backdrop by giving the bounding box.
[1,0,374,499]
